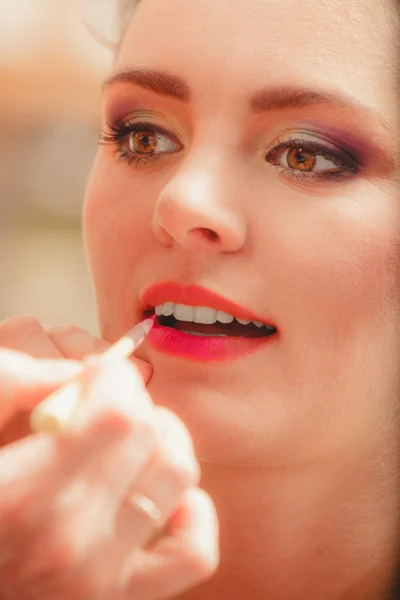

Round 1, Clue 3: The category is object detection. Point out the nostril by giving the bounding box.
[197,227,219,242]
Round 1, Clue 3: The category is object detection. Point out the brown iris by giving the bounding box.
[131,131,158,154]
[287,147,316,172]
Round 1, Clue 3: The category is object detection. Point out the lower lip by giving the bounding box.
[147,320,277,362]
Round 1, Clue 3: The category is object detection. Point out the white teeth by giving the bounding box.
[193,306,217,324]
[174,304,194,322]
[216,310,234,324]
[153,303,270,329]
[161,302,175,316]
[154,303,219,324]
[253,320,264,328]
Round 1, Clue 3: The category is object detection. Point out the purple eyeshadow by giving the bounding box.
[295,122,371,167]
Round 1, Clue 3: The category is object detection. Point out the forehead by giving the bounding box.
[117,0,398,122]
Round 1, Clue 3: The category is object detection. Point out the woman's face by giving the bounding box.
[84,0,400,466]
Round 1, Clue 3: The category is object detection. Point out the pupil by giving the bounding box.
[287,147,314,171]
[296,150,307,164]
[136,132,155,153]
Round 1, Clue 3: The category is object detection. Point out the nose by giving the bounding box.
[152,159,247,253]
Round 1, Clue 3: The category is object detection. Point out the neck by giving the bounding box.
[178,446,399,600]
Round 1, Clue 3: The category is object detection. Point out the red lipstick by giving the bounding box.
[141,281,277,362]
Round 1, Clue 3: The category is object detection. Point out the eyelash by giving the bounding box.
[99,119,181,168]
[265,136,359,182]
[99,120,360,182]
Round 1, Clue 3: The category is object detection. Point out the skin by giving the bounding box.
[84,0,400,597]
[0,339,217,599]
[0,318,152,446]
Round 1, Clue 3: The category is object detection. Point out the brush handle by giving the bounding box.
[29,379,82,434]
[29,318,154,435]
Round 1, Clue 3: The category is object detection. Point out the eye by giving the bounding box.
[278,146,338,173]
[265,132,359,182]
[127,128,179,156]
[99,119,182,167]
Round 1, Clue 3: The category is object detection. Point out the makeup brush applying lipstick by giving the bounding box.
[30,317,154,435]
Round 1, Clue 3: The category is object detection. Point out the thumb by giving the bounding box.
[83,353,153,386]
[130,356,153,385]
[0,349,83,430]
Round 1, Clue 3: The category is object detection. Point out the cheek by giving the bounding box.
[84,158,154,285]
[255,190,400,334]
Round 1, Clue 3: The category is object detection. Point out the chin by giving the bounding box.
[146,366,328,467]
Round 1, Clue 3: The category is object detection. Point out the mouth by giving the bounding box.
[144,304,277,339]
[140,282,278,361]
[141,282,278,339]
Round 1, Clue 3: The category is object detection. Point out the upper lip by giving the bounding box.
[141,281,276,326]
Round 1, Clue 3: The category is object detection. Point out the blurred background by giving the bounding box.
[0,0,113,333]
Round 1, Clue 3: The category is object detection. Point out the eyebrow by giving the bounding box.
[103,68,190,101]
[103,67,388,128]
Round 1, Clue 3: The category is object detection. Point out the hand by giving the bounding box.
[0,316,152,444]
[0,349,83,432]
[0,352,219,599]
[0,315,152,372]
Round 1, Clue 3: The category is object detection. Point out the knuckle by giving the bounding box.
[160,454,201,489]
[48,324,83,340]
[0,315,43,338]
[47,325,108,360]
[155,407,195,450]
[94,403,156,443]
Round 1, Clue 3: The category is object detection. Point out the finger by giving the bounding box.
[0,411,32,448]
[122,488,219,600]
[78,405,201,591]
[0,316,63,358]
[30,488,218,600]
[0,315,66,442]
[46,325,153,384]
[20,385,186,598]
[0,349,82,430]
[0,359,158,591]
[0,433,108,568]
[115,406,201,549]
[45,325,110,360]
[0,357,155,509]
